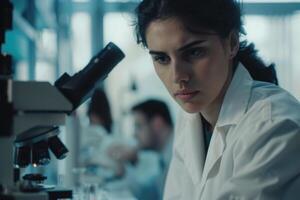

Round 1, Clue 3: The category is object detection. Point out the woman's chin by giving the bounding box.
[179,102,203,114]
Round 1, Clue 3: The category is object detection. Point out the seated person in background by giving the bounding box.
[108,99,174,200]
[131,99,174,171]
[87,88,113,130]
[80,88,123,183]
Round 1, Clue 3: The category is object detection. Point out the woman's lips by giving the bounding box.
[174,90,199,101]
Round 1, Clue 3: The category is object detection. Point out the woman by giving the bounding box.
[134,0,300,199]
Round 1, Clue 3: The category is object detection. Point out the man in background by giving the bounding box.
[108,99,174,200]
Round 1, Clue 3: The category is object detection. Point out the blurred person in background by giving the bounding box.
[108,99,174,200]
[131,99,173,171]
[79,88,123,184]
[87,88,113,131]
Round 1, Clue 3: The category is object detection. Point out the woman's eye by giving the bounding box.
[185,48,205,59]
[153,55,170,65]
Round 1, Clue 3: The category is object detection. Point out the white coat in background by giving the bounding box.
[164,64,300,200]
[80,125,122,181]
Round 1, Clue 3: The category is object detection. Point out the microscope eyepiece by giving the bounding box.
[55,42,125,110]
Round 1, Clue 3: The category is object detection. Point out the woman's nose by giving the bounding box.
[172,60,190,84]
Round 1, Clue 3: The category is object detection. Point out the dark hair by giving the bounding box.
[131,99,173,127]
[88,88,113,133]
[134,0,278,85]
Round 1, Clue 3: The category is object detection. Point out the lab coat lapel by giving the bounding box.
[199,126,227,190]
[178,113,206,186]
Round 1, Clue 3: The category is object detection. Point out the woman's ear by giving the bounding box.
[229,31,239,59]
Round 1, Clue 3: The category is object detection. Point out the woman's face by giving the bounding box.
[145,18,237,113]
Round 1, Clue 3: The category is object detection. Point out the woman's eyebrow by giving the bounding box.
[177,40,206,52]
[149,50,165,55]
[148,40,206,55]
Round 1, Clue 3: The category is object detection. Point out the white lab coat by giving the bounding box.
[80,125,122,180]
[164,64,300,200]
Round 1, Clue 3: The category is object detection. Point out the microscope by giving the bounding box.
[0,1,125,199]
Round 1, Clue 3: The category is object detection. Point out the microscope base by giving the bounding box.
[0,192,48,200]
[0,188,72,200]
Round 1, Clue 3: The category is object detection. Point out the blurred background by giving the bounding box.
[2,0,300,198]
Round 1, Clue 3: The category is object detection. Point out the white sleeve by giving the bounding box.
[216,119,300,200]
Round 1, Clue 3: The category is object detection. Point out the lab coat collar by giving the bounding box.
[216,63,253,128]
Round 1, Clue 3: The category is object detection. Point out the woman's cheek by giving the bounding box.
[155,67,173,94]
